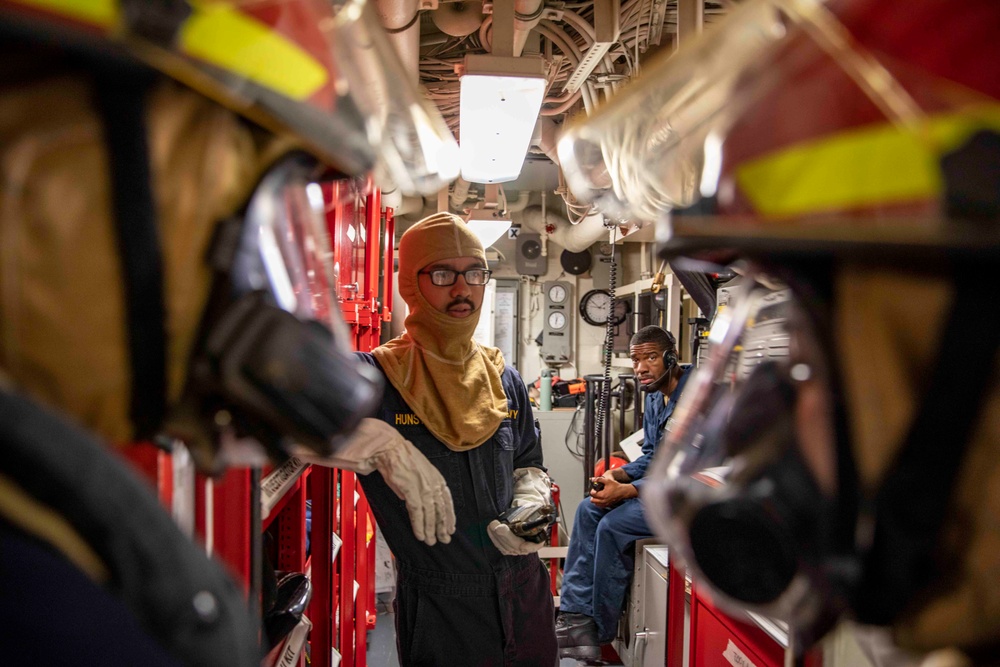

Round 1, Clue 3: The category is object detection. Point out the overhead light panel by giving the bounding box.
[460,54,547,184]
[465,209,512,248]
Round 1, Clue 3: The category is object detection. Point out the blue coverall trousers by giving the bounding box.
[558,497,652,643]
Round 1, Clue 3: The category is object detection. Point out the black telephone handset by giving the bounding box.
[497,503,557,543]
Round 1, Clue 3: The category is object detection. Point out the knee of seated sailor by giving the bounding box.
[575,498,605,525]
[594,516,620,543]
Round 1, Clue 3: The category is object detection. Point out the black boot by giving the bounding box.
[555,612,601,660]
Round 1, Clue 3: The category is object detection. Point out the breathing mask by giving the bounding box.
[171,153,383,471]
[643,279,857,647]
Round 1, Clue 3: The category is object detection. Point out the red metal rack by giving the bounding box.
[124,179,395,667]
[308,181,392,667]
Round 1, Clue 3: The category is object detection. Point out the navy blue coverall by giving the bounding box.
[558,365,693,643]
[356,354,557,667]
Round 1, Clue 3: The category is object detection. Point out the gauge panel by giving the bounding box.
[541,280,573,366]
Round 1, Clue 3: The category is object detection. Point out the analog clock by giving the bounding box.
[547,311,567,330]
[547,283,567,304]
[579,289,612,326]
[579,289,630,327]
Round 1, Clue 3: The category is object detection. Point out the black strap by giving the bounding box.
[858,267,1000,623]
[0,388,259,666]
[93,76,167,441]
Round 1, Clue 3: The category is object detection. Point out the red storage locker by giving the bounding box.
[690,586,785,667]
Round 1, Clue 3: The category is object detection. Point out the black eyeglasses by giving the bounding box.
[418,268,492,286]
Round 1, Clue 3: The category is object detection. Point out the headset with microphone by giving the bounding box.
[640,337,678,393]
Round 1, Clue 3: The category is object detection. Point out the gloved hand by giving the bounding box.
[294,419,456,546]
[510,467,552,507]
[487,520,545,556]
[487,467,552,556]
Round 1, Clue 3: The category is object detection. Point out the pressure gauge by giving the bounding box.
[542,281,572,365]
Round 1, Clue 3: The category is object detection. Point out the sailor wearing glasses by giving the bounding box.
[356,212,557,666]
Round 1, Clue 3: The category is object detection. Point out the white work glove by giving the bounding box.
[487,521,545,556]
[510,467,552,507]
[295,419,456,546]
[487,467,552,556]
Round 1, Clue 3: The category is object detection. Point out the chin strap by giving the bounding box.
[93,71,167,441]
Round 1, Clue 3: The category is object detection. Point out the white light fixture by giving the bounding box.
[465,209,512,248]
[459,54,547,184]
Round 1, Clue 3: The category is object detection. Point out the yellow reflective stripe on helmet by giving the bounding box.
[180,3,328,101]
[735,108,1000,218]
[10,1,328,101]
[9,0,117,26]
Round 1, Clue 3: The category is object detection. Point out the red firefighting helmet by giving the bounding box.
[559,0,1000,658]
[0,0,458,194]
[558,0,1000,260]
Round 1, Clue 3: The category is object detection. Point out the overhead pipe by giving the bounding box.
[451,183,529,215]
[520,205,607,253]
[396,194,427,216]
[450,177,473,211]
[478,0,545,57]
[513,0,545,56]
[504,190,531,213]
[540,90,583,116]
[533,20,600,113]
[540,190,549,257]
[375,0,421,79]
[533,116,561,164]
[430,0,484,37]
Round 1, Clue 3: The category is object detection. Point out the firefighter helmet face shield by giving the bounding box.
[327,0,460,194]
[180,154,382,470]
[555,0,1000,254]
[643,277,854,645]
[0,0,458,195]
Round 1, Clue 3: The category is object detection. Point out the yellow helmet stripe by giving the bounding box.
[735,106,1000,218]
[10,0,118,26]
[179,3,329,101]
[8,0,329,101]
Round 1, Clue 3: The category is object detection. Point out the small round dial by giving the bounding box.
[547,283,567,304]
[548,311,567,330]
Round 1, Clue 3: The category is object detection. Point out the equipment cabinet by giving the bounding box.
[124,182,394,667]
